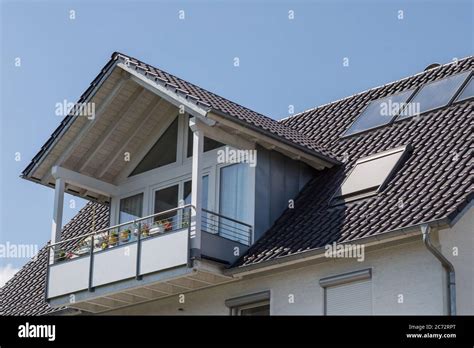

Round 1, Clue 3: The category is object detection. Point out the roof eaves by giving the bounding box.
[227,217,451,275]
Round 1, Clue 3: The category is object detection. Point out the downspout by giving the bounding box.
[421,224,456,316]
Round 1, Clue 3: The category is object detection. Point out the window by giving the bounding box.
[130,117,179,176]
[154,184,179,224]
[152,177,209,228]
[239,303,270,316]
[454,75,474,102]
[343,89,415,136]
[119,193,143,223]
[225,291,270,316]
[183,175,209,208]
[320,269,373,315]
[186,118,224,157]
[397,71,471,120]
[219,163,252,243]
[332,145,410,204]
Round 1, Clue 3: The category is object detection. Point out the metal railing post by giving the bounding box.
[44,243,51,302]
[88,234,95,292]
[187,207,193,268]
[136,221,142,280]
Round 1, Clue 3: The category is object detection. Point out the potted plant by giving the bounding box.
[109,230,119,246]
[95,232,108,250]
[163,219,172,232]
[56,250,73,262]
[150,221,164,235]
[75,236,92,255]
[120,229,131,242]
[56,249,66,262]
[140,223,150,237]
[181,212,190,228]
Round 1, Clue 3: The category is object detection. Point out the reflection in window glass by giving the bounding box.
[344,89,414,136]
[119,193,143,223]
[183,176,208,209]
[187,120,224,157]
[455,76,474,102]
[398,71,470,119]
[130,118,178,176]
[154,185,179,226]
[219,163,251,243]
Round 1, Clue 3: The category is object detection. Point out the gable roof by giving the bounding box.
[21,52,338,181]
[233,57,473,268]
[0,203,109,316]
[4,55,472,315]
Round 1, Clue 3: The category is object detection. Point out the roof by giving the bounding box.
[4,55,473,315]
[21,52,338,179]
[234,56,473,267]
[0,203,109,316]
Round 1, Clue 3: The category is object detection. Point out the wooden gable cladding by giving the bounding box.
[37,68,180,187]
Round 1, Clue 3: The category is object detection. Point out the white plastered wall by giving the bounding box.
[105,235,451,315]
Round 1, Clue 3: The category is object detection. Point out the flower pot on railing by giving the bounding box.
[163,220,172,231]
[150,221,165,235]
[181,213,190,229]
[120,229,131,243]
[57,249,66,262]
[56,249,73,262]
[109,231,119,247]
[73,236,92,256]
[140,223,150,238]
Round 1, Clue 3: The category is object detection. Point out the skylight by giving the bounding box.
[454,75,474,102]
[397,71,471,120]
[343,89,415,136]
[332,145,410,204]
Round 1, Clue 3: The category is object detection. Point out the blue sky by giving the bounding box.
[0,0,472,277]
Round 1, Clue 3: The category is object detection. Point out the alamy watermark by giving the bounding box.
[18,322,55,341]
[217,146,257,167]
[380,100,420,118]
[0,242,39,259]
[55,99,95,119]
[325,242,365,262]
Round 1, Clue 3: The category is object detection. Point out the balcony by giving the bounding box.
[45,205,251,313]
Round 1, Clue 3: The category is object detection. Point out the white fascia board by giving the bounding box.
[52,166,119,197]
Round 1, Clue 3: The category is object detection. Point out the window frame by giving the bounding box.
[395,70,472,121]
[236,301,270,316]
[453,72,474,104]
[331,145,411,205]
[108,113,256,230]
[118,192,144,224]
[225,290,271,316]
[341,89,416,138]
[320,268,372,316]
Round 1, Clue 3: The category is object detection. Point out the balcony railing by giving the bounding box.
[48,205,252,265]
[48,205,192,264]
[45,205,253,301]
[201,208,252,246]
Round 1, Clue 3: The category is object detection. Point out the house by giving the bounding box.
[1,53,472,316]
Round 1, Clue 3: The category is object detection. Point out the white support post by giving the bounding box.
[189,117,203,260]
[50,177,65,264]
